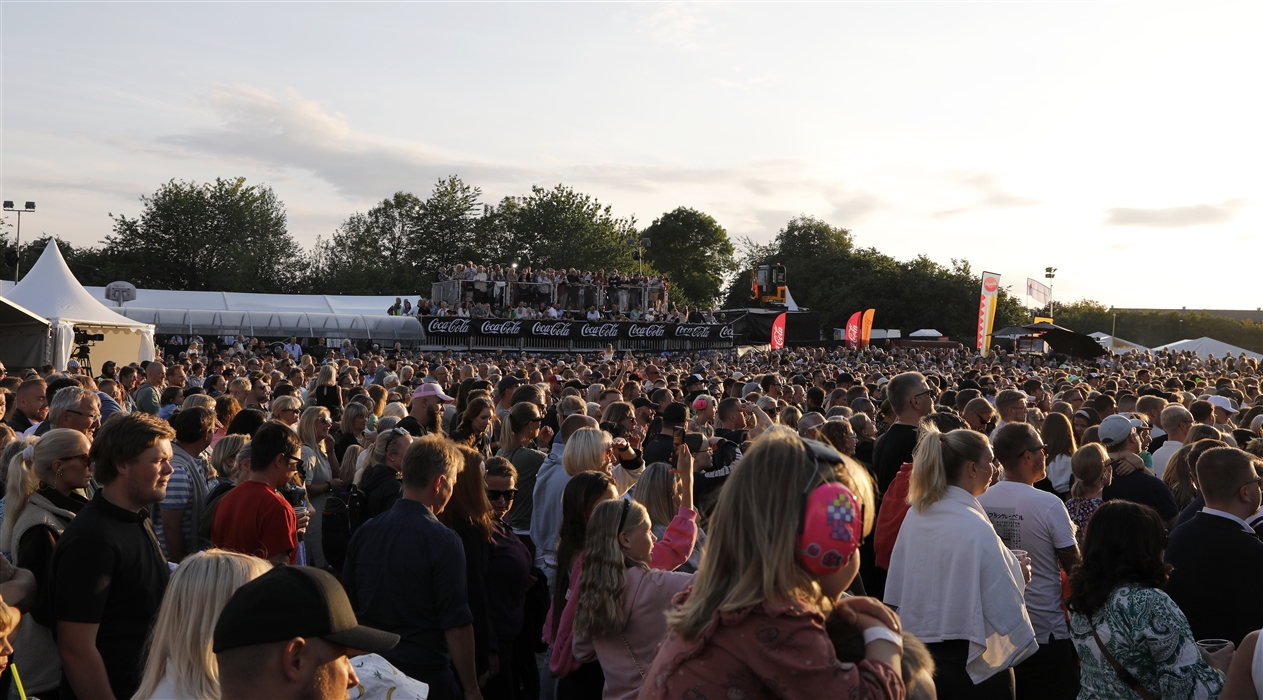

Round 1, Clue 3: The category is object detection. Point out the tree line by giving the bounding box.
[13,174,1251,345]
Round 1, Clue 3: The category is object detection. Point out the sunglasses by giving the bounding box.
[486,488,518,502]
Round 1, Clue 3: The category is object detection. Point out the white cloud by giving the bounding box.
[1102,198,1250,228]
[933,172,1041,219]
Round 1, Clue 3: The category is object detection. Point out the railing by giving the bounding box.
[432,280,651,313]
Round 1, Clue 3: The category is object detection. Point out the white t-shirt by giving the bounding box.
[1151,440,1182,478]
[978,480,1077,642]
[1046,454,1073,494]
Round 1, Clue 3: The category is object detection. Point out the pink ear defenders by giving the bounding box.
[795,438,863,576]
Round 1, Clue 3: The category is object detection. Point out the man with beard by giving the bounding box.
[7,378,49,433]
[398,383,454,437]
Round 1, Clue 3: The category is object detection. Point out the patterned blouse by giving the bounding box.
[1069,585,1223,700]
[1064,497,1103,544]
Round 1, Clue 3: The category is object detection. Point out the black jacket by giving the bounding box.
[360,464,403,520]
[1165,511,1263,646]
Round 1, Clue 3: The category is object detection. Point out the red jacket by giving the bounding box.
[874,462,914,570]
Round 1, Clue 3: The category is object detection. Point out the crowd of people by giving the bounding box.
[385,263,727,323]
[0,338,1262,699]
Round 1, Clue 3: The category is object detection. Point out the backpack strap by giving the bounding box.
[1089,616,1158,700]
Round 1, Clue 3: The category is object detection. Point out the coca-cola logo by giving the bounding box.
[719,325,735,339]
[530,322,573,337]
[580,323,620,338]
[478,320,521,335]
[772,324,785,349]
[673,325,713,339]
[626,323,666,339]
[426,317,470,334]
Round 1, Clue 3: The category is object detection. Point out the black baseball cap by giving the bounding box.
[631,397,656,411]
[213,566,399,654]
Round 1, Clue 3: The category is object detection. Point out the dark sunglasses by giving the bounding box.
[486,488,518,502]
[1025,443,1048,455]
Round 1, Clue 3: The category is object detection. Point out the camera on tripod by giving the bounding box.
[74,330,105,345]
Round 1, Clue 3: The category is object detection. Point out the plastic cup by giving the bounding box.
[1197,639,1230,653]
[1010,549,1028,560]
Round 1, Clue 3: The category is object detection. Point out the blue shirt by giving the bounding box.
[342,498,473,677]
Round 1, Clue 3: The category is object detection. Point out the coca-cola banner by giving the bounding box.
[423,317,735,341]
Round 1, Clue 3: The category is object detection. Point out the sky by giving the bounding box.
[3,1,1262,311]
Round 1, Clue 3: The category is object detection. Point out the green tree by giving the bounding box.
[642,207,736,307]
[102,178,303,293]
[722,214,1025,338]
[491,184,637,272]
[308,191,425,295]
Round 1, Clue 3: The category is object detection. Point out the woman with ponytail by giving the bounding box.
[884,423,1038,699]
[572,498,694,699]
[498,401,549,534]
[0,428,92,698]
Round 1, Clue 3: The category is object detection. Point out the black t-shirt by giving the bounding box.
[1103,469,1180,522]
[872,423,919,492]
[397,415,424,437]
[714,428,748,445]
[49,491,170,700]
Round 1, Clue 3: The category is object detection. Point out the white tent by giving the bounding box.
[910,329,944,338]
[1088,332,1150,355]
[2,241,155,370]
[1152,336,1263,361]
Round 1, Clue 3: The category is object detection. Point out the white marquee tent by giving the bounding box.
[1088,332,1150,355]
[1,241,155,370]
[1152,337,1263,361]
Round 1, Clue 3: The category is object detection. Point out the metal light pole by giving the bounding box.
[2,201,36,283]
[1044,267,1057,315]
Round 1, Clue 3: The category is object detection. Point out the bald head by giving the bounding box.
[559,414,598,443]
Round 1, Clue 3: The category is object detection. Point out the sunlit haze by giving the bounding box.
[3,2,1261,310]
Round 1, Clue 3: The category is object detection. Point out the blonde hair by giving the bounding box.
[340,402,369,436]
[557,395,587,419]
[632,463,678,527]
[297,406,330,454]
[563,428,610,477]
[182,394,217,412]
[382,402,407,419]
[316,365,336,387]
[134,549,272,700]
[269,395,302,422]
[1070,443,1110,498]
[573,498,650,639]
[779,405,802,429]
[1,429,90,551]
[666,427,830,640]
[907,423,990,512]
[210,435,248,480]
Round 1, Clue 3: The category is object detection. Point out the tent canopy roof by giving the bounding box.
[3,241,148,330]
[1153,337,1263,361]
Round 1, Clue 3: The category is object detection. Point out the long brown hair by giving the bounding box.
[437,443,494,540]
[1067,501,1171,618]
[1042,412,1077,460]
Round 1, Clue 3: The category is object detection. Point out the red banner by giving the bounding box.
[770,312,787,350]
[845,311,862,348]
[860,308,875,347]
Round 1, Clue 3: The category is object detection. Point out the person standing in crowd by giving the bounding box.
[299,406,342,569]
[1040,412,1077,497]
[873,372,934,491]
[1065,443,1112,543]
[532,414,598,587]
[498,401,549,539]
[643,429,903,699]
[156,406,216,563]
[1099,414,1180,528]
[214,566,400,700]
[343,435,483,700]
[212,421,305,565]
[451,397,495,458]
[2,428,91,698]
[1153,403,1195,476]
[399,382,454,437]
[1164,447,1263,647]
[885,424,1038,699]
[979,423,1081,700]
[6,378,48,433]
[1067,501,1230,699]
[135,362,166,415]
[572,497,695,700]
[360,426,413,520]
[133,549,272,700]
[49,412,176,700]
[43,385,102,439]
[481,458,534,700]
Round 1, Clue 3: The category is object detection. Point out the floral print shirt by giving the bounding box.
[1069,585,1223,700]
[1064,497,1103,544]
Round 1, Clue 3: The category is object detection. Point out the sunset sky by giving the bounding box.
[3,2,1261,311]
